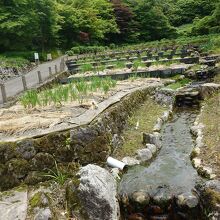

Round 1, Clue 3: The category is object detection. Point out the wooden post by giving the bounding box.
[0,83,7,103]
[55,65,58,74]
[61,58,65,71]
[21,75,27,90]
[60,62,62,72]
[49,67,52,77]
[37,71,42,83]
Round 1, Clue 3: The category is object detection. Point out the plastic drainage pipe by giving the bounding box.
[107,157,126,170]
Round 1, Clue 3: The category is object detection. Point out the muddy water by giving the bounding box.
[119,109,203,219]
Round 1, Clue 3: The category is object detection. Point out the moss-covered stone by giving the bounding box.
[24,171,50,185]
[29,192,49,210]
[16,140,37,160]
[31,153,54,170]
[6,158,29,179]
[34,132,69,154]
[66,178,88,220]
[203,188,220,208]
[0,174,20,191]
[0,142,17,163]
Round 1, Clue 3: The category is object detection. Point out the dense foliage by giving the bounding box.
[0,0,219,53]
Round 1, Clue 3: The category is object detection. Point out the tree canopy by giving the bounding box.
[0,0,219,52]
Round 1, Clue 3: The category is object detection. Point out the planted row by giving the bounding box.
[20,77,117,109]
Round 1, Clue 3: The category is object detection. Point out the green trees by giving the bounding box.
[57,0,118,48]
[0,0,219,53]
[109,0,138,43]
[164,0,217,26]
[123,0,177,41]
[0,0,118,51]
[0,0,59,52]
[192,2,220,35]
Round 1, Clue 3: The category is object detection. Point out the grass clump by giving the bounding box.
[113,97,167,159]
[133,59,145,72]
[199,92,220,178]
[0,55,30,68]
[20,90,40,108]
[43,161,68,185]
[115,61,126,69]
[80,63,93,73]
[166,78,191,90]
[20,77,117,109]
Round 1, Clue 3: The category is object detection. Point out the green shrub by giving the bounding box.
[67,46,108,55]
[81,63,93,73]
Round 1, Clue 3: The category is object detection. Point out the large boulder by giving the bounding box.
[0,187,28,220]
[76,164,120,220]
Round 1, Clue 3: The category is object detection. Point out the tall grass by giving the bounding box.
[115,61,126,69]
[20,77,117,109]
[133,59,145,72]
[81,63,93,73]
[20,90,40,108]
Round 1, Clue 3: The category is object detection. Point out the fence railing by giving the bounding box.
[0,56,66,105]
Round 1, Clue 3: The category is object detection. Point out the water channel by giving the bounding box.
[119,109,204,219]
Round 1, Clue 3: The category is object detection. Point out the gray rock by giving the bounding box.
[16,140,36,160]
[190,123,204,136]
[153,118,163,132]
[196,180,220,218]
[177,192,199,208]
[199,83,220,99]
[210,212,220,220]
[110,168,121,181]
[6,158,29,179]
[70,127,98,143]
[111,134,123,149]
[34,208,52,220]
[146,144,157,155]
[122,157,140,166]
[143,132,162,148]
[192,157,201,168]
[152,186,172,207]
[204,180,220,192]
[0,187,28,220]
[154,88,175,106]
[202,166,213,178]
[136,148,153,162]
[151,132,162,149]
[196,135,204,148]
[161,111,170,122]
[31,153,54,170]
[142,133,152,144]
[77,164,119,220]
[131,191,150,206]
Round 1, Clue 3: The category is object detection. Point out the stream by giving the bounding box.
[119,109,204,219]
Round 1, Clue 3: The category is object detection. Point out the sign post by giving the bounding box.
[47,54,52,61]
[34,53,39,65]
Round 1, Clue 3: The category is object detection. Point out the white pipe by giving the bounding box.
[107,157,126,170]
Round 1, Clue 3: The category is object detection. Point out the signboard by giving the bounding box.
[34,53,39,60]
[47,53,52,61]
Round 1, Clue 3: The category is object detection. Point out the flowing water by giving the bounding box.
[119,109,204,219]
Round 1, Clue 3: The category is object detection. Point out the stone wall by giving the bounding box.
[0,85,157,191]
